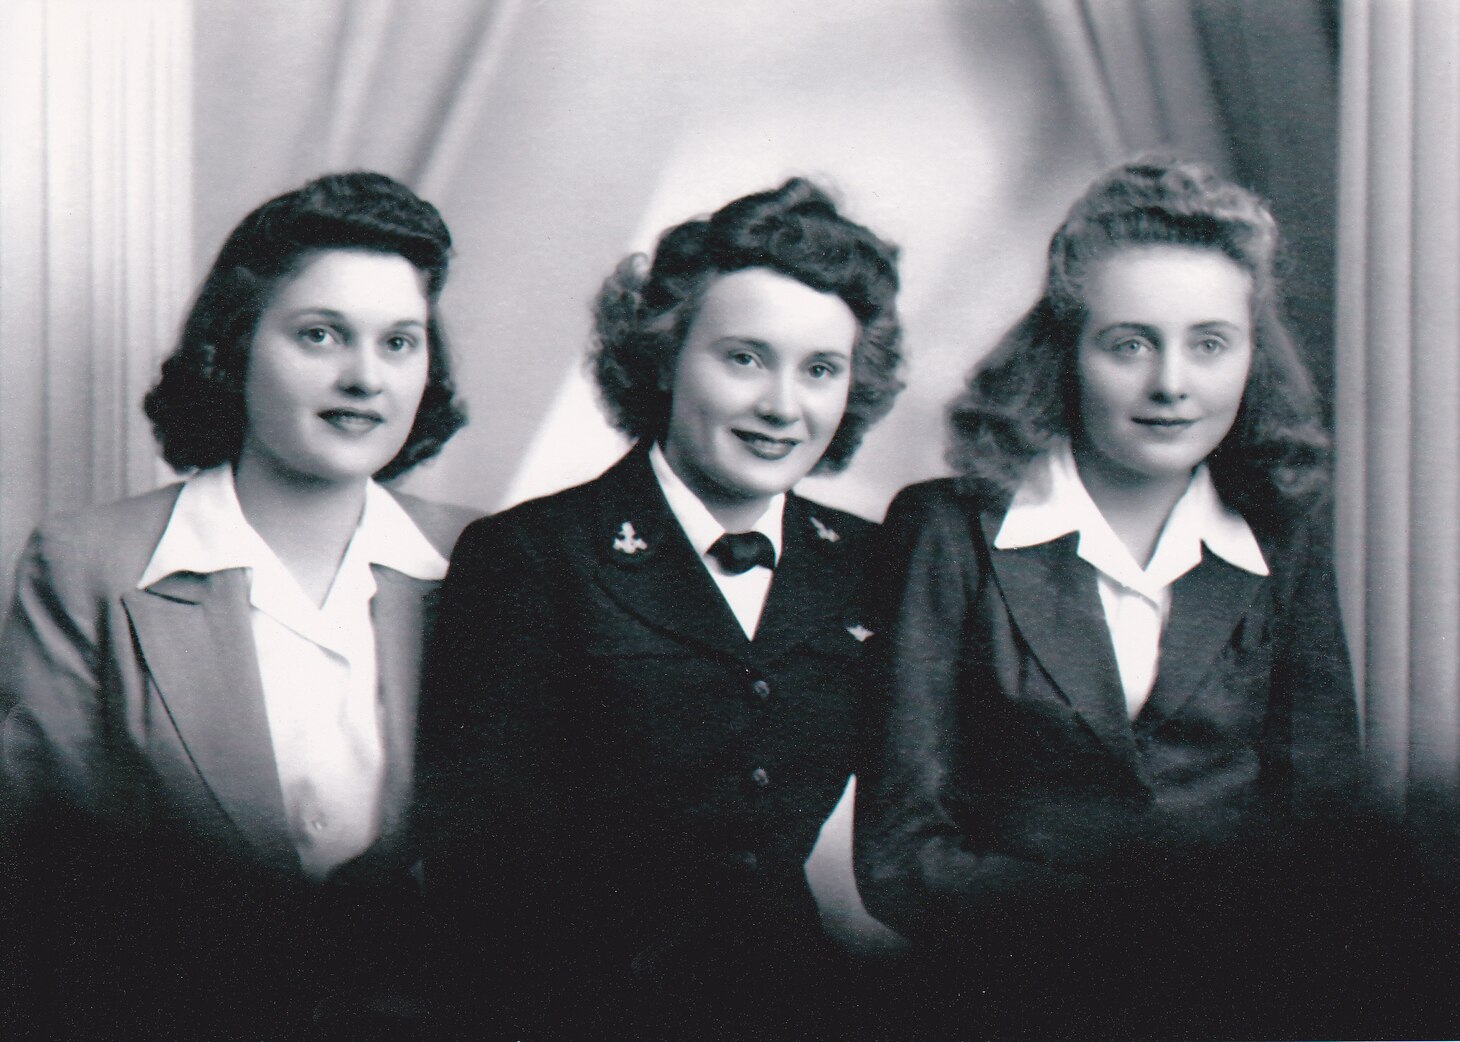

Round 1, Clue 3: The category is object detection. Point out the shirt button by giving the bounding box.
[751,679,771,701]
[729,850,759,872]
[750,767,770,788]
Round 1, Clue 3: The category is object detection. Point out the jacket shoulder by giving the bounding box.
[16,484,185,594]
[388,491,486,559]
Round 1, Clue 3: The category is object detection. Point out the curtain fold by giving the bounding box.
[1336,0,1460,841]
[0,0,192,609]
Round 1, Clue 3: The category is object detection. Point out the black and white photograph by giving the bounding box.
[0,1,1455,1039]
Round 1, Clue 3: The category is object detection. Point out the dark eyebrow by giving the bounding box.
[1092,322,1159,340]
[285,308,425,330]
[1191,321,1244,335]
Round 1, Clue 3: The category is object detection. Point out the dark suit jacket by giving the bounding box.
[419,446,877,1032]
[0,480,479,1039]
[854,478,1361,953]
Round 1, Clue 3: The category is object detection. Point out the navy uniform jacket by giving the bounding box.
[854,478,1361,949]
[419,446,877,1028]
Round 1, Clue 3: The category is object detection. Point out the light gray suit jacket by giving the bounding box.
[0,481,480,879]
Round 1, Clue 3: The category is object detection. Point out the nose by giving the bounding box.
[754,370,798,426]
[338,346,384,396]
[1149,346,1188,402]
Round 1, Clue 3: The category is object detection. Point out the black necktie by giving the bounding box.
[707,531,776,575]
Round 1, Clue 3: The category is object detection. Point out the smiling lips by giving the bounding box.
[1133,416,1196,432]
[319,408,385,433]
[733,428,800,460]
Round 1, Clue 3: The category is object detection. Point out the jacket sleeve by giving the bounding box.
[414,511,577,1032]
[1264,514,1362,824]
[853,484,1102,945]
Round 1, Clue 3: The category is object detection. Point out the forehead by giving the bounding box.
[1081,245,1252,325]
[267,249,429,318]
[689,267,858,352]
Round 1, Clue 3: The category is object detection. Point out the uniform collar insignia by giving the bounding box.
[846,623,873,643]
[809,515,840,543]
[613,520,649,556]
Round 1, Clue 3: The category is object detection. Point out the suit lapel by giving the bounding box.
[751,495,853,663]
[370,567,434,850]
[121,570,298,871]
[591,449,750,661]
[1138,555,1267,729]
[981,514,1140,770]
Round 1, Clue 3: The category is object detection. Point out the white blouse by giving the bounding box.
[137,465,447,879]
[995,442,1268,718]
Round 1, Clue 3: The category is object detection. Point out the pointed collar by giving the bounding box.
[995,441,1267,597]
[647,442,785,562]
[137,464,449,594]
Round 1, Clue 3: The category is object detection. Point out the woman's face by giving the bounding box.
[1074,244,1253,489]
[238,248,431,487]
[662,267,857,523]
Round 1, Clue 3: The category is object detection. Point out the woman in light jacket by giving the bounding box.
[1,171,478,1040]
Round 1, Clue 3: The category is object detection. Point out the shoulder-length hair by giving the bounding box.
[590,177,904,473]
[143,171,467,481]
[947,156,1330,525]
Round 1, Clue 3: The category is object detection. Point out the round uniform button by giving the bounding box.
[751,679,771,700]
[730,850,759,872]
[750,767,770,788]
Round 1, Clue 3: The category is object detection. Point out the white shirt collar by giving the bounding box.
[648,443,784,561]
[995,441,1267,596]
[137,464,448,593]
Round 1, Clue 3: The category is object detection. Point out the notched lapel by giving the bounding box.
[752,498,858,662]
[1138,556,1267,729]
[371,568,434,847]
[591,452,750,660]
[121,570,297,872]
[981,516,1139,770]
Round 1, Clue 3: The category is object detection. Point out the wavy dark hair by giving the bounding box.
[143,171,467,481]
[590,177,904,473]
[948,156,1329,526]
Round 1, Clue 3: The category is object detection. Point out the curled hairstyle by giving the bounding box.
[948,156,1329,525]
[144,171,467,481]
[590,177,904,473]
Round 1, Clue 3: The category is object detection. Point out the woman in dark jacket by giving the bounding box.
[855,158,1363,1040]
[419,178,904,1039]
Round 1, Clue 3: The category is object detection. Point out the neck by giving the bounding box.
[659,443,774,533]
[232,455,368,605]
[1071,443,1191,567]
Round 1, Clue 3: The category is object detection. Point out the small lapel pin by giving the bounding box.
[613,521,649,556]
[810,516,840,543]
[846,623,873,643]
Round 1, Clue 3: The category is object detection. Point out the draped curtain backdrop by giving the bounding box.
[1336,0,1460,859]
[0,0,192,609]
[1,0,1357,939]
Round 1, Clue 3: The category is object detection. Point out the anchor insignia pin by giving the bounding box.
[809,516,840,543]
[613,521,648,556]
[846,623,873,643]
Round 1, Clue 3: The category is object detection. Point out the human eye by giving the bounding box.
[384,332,420,354]
[726,348,761,368]
[806,359,844,380]
[1105,335,1152,355]
[1192,335,1229,356]
[297,325,337,347]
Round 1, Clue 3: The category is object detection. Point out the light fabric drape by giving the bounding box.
[0,0,192,608]
[1336,0,1460,842]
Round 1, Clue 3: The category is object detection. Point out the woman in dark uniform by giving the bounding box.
[854,157,1363,1039]
[420,178,904,1039]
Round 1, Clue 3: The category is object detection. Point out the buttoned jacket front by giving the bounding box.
[420,446,877,990]
[854,478,1361,944]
